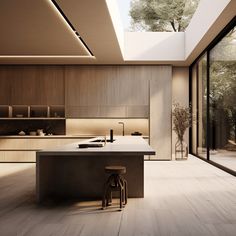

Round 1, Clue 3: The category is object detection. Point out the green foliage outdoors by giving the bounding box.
[210,27,236,143]
[129,0,200,32]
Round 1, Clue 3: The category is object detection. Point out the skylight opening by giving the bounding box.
[117,0,200,32]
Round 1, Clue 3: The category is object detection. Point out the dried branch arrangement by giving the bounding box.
[172,102,192,142]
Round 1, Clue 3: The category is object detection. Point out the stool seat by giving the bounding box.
[105,166,126,174]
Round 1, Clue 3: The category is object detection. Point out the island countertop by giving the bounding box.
[36,136,155,201]
[37,136,155,156]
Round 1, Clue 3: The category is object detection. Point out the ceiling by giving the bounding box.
[0,0,235,65]
[0,0,90,56]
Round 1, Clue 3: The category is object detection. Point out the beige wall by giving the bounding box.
[172,67,189,159]
[149,66,172,160]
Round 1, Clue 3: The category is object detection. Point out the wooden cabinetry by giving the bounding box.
[0,105,9,118]
[149,66,172,160]
[65,66,149,118]
[0,66,64,105]
[0,65,153,118]
[0,137,87,162]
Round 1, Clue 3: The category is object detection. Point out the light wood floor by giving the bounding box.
[210,150,236,172]
[0,156,236,236]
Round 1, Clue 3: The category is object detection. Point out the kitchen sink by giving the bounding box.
[90,139,116,143]
[78,143,104,148]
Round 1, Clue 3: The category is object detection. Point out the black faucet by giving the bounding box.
[118,122,125,136]
[110,129,114,143]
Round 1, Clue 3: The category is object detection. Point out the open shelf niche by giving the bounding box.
[0,105,65,119]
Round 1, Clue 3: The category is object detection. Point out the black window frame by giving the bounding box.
[189,16,236,176]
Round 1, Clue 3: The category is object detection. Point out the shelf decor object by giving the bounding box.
[12,105,29,118]
[172,102,192,160]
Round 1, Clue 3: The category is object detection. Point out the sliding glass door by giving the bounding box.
[191,64,197,154]
[197,54,207,159]
[209,26,236,171]
[190,19,236,174]
[191,54,207,159]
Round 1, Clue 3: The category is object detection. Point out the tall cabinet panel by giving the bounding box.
[65,66,149,118]
[0,68,11,105]
[33,66,65,105]
[0,66,64,105]
[149,66,172,160]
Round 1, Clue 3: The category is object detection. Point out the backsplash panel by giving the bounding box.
[66,119,149,136]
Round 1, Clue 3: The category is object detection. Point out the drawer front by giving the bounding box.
[0,151,35,162]
[0,139,29,150]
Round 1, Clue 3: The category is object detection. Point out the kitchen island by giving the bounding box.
[36,136,155,202]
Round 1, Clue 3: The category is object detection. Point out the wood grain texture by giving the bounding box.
[0,69,11,104]
[65,66,150,118]
[66,105,149,118]
[0,151,36,162]
[0,156,236,236]
[36,154,144,201]
[0,66,65,105]
[0,138,87,162]
[0,65,172,161]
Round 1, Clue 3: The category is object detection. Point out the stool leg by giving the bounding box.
[107,175,115,206]
[120,178,125,206]
[124,179,128,205]
[102,175,113,209]
[118,177,124,210]
[108,191,112,206]
[106,186,111,206]
[102,184,108,209]
[120,176,127,206]
[119,184,123,210]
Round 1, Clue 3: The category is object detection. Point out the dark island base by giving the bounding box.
[36,154,144,203]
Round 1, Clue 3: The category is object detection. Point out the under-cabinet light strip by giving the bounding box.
[0,55,95,58]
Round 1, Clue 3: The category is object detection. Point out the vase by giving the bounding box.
[175,139,188,160]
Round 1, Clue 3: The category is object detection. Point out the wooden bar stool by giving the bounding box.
[102,166,128,210]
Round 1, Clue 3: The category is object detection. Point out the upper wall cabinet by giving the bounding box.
[65,66,150,118]
[0,68,11,105]
[0,66,64,105]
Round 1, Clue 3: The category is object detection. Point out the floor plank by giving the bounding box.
[0,156,235,236]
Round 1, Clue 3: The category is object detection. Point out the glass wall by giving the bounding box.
[209,26,236,171]
[191,20,236,173]
[197,54,207,159]
[191,64,197,154]
[191,54,207,159]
